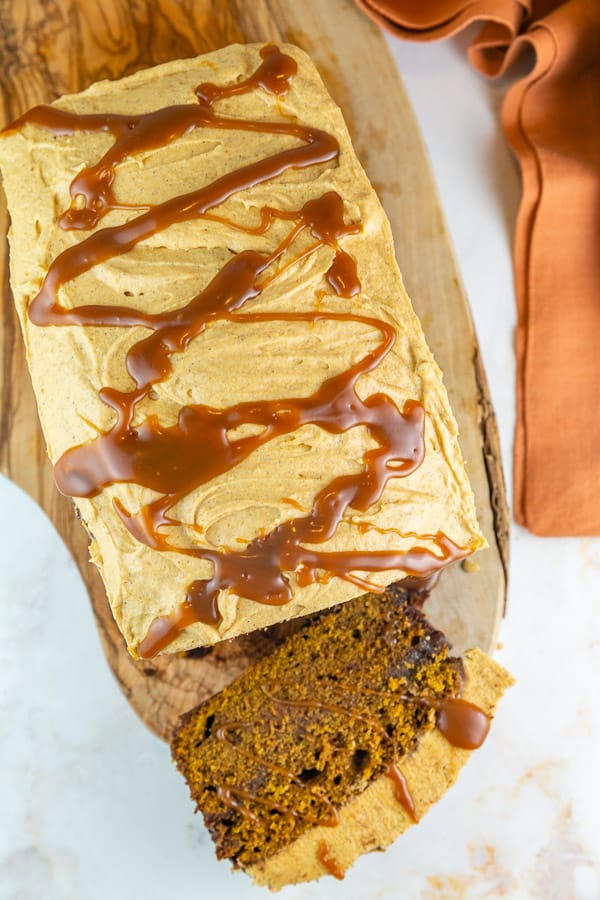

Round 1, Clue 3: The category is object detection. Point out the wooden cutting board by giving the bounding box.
[0,0,508,741]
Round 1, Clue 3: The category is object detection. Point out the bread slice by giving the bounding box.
[0,43,484,657]
[171,588,512,889]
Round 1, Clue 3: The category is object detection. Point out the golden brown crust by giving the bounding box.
[246,649,513,890]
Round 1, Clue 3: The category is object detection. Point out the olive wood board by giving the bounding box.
[0,0,509,742]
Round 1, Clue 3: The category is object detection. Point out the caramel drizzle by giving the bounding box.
[433,696,491,749]
[316,840,345,880]
[14,45,467,655]
[385,761,417,822]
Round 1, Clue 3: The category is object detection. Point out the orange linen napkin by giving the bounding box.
[355,0,600,536]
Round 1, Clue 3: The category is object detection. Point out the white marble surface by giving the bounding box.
[1,30,600,900]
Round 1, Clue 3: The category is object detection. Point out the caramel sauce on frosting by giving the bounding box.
[434,696,491,749]
[385,761,418,821]
[3,44,482,655]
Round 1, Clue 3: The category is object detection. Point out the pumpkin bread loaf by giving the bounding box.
[0,43,484,658]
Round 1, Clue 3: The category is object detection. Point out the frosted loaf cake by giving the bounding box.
[0,44,485,657]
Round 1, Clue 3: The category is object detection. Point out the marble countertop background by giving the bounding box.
[1,30,599,900]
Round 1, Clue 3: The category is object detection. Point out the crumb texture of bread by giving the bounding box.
[171,589,512,887]
[0,43,484,655]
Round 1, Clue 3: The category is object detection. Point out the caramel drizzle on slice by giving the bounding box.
[397,692,491,750]
[199,673,490,850]
[317,840,345,880]
[13,45,468,655]
[385,761,417,821]
[433,696,491,749]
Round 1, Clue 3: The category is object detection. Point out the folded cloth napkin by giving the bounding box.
[355,0,600,536]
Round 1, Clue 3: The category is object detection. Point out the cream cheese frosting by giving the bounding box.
[0,43,485,655]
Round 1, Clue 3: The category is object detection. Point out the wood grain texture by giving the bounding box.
[0,0,508,741]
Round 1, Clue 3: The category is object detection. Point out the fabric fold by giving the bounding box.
[356,0,600,535]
